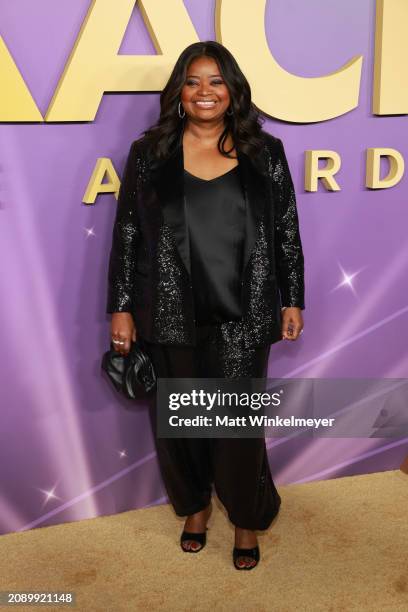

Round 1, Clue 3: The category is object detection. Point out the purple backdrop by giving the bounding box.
[0,0,406,535]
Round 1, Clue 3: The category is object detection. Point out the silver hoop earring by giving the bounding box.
[178,101,185,119]
[226,106,234,116]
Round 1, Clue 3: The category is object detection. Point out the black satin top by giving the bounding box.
[183,165,246,326]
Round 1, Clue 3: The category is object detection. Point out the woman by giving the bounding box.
[106,41,304,570]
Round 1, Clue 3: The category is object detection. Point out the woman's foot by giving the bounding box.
[234,527,259,569]
[181,503,212,552]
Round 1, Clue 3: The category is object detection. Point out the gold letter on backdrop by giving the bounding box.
[304,151,342,192]
[46,0,199,122]
[0,37,43,121]
[373,0,408,114]
[366,148,404,188]
[83,158,121,203]
[216,0,363,122]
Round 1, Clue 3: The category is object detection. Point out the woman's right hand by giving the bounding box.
[110,312,137,355]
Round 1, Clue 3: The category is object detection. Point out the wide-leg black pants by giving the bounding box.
[143,323,281,530]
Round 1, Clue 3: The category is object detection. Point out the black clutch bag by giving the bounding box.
[101,339,156,399]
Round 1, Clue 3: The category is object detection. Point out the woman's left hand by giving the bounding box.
[281,307,304,341]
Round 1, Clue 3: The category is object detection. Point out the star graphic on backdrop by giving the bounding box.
[118,449,127,459]
[84,226,96,238]
[331,262,365,296]
[38,485,62,506]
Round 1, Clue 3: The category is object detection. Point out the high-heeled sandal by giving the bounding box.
[232,545,260,570]
[180,527,208,553]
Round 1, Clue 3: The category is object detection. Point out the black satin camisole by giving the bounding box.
[183,165,246,326]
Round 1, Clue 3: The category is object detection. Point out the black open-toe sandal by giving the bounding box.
[180,527,208,553]
[232,545,260,570]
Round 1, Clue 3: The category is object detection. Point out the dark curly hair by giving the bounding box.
[141,40,267,163]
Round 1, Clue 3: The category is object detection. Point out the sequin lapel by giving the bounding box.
[236,148,269,275]
[152,146,190,277]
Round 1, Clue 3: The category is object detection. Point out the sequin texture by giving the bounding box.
[106,142,142,313]
[152,224,195,344]
[270,138,305,309]
[209,320,260,378]
[240,215,277,347]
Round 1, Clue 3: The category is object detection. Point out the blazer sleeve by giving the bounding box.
[106,141,141,314]
[273,138,305,310]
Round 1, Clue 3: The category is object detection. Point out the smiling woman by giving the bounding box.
[181,57,230,118]
[180,56,239,180]
[139,40,270,166]
[106,40,305,571]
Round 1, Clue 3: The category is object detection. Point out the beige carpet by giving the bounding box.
[1,469,407,612]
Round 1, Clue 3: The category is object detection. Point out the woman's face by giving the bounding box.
[180,56,231,123]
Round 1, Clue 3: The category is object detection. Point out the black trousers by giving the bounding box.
[143,323,281,530]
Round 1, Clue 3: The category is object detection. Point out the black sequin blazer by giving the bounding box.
[106,129,305,348]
